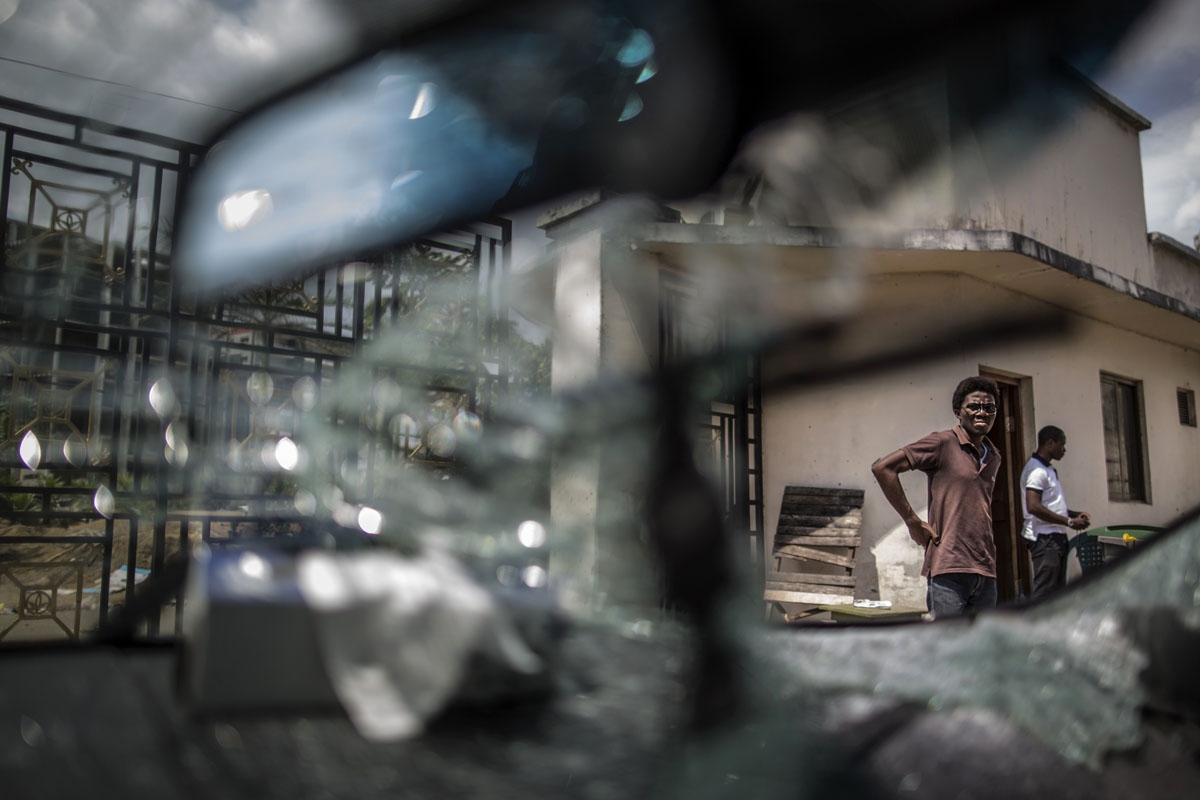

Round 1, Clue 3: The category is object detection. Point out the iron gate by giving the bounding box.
[658,270,765,575]
[0,97,513,640]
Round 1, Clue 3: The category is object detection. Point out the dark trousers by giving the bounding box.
[1026,533,1069,600]
[926,573,997,618]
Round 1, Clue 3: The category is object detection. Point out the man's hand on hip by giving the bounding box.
[907,519,937,546]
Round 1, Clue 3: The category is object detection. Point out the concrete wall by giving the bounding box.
[761,272,1200,609]
[944,95,1153,285]
[738,74,1162,291]
[1147,235,1200,309]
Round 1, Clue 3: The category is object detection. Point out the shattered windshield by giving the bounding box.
[1,0,1199,796]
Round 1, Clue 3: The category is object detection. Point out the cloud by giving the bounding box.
[1186,118,1200,158]
[0,0,479,141]
[0,0,357,137]
[1140,103,1200,243]
[1173,194,1200,238]
[1167,149,1200,237]
[1105,0,1200,86]
[1097,0,1200,247]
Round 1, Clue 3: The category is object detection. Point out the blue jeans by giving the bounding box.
[926,573,997,618]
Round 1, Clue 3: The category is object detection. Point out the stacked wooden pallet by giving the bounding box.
[764,486,863,607]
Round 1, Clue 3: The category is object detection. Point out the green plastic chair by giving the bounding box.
[1069,525,1163,576]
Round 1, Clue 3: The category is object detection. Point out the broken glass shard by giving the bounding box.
[93,484,115,518]
[247,372,275,405]
[19,430,41,470]
[148,378,178,419]
[62,434,88,467]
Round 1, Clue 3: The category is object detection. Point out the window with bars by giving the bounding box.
[1100,373,1149,502]
[1178,388,1197,427]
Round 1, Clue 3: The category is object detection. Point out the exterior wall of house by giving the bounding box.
[1146,234,1200,309]
[761,272,1200,609]
[540,71,1200,615]
[942,94,1153,286]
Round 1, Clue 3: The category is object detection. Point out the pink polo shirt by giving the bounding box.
[901,425,1000,578]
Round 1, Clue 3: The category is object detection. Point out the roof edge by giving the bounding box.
[632,222,1200,328]
[1149,231,1200,265]
[1056,61,1152,132]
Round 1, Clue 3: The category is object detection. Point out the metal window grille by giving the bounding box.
[658,270,764,575]
[1099,373,1149,503]
[1178,388,1197,427]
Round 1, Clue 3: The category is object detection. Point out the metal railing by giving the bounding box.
[658,270,764,580]
[0,97,512,640]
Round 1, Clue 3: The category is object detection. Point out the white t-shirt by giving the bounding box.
[1020,456,1069,541]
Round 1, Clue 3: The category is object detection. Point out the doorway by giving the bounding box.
[982,372,1032,603]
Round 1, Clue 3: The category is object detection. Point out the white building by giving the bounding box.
[539,69,1200,612]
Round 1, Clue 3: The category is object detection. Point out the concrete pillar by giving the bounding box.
[539,194,667,617]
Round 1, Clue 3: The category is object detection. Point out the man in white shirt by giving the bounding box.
[1020,425,1091,599]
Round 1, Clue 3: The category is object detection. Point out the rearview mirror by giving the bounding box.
[176,0,731,289]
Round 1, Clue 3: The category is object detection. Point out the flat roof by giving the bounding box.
[1149,232,1200,265]
[631,222,1200,350]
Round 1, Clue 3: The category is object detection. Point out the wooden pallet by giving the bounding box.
[765,486,863,610]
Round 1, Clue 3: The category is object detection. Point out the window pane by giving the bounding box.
[1101,377,1128,500]
[1117,382,1146,502]
[1100,374,1146,502]
[1179,389,1198,427]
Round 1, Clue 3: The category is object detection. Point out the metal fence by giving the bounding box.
[658,270,764,577]
[0,97,512,640]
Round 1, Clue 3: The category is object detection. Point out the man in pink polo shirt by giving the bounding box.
[871,377,1002,618]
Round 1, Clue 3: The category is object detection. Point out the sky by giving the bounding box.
[0,0,354,141]
[1096,0,1200,246]
[0,0,1196,247]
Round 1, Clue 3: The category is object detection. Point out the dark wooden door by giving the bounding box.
[983,375,1032,603]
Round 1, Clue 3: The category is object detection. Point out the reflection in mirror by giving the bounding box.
[177,3,669,291]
